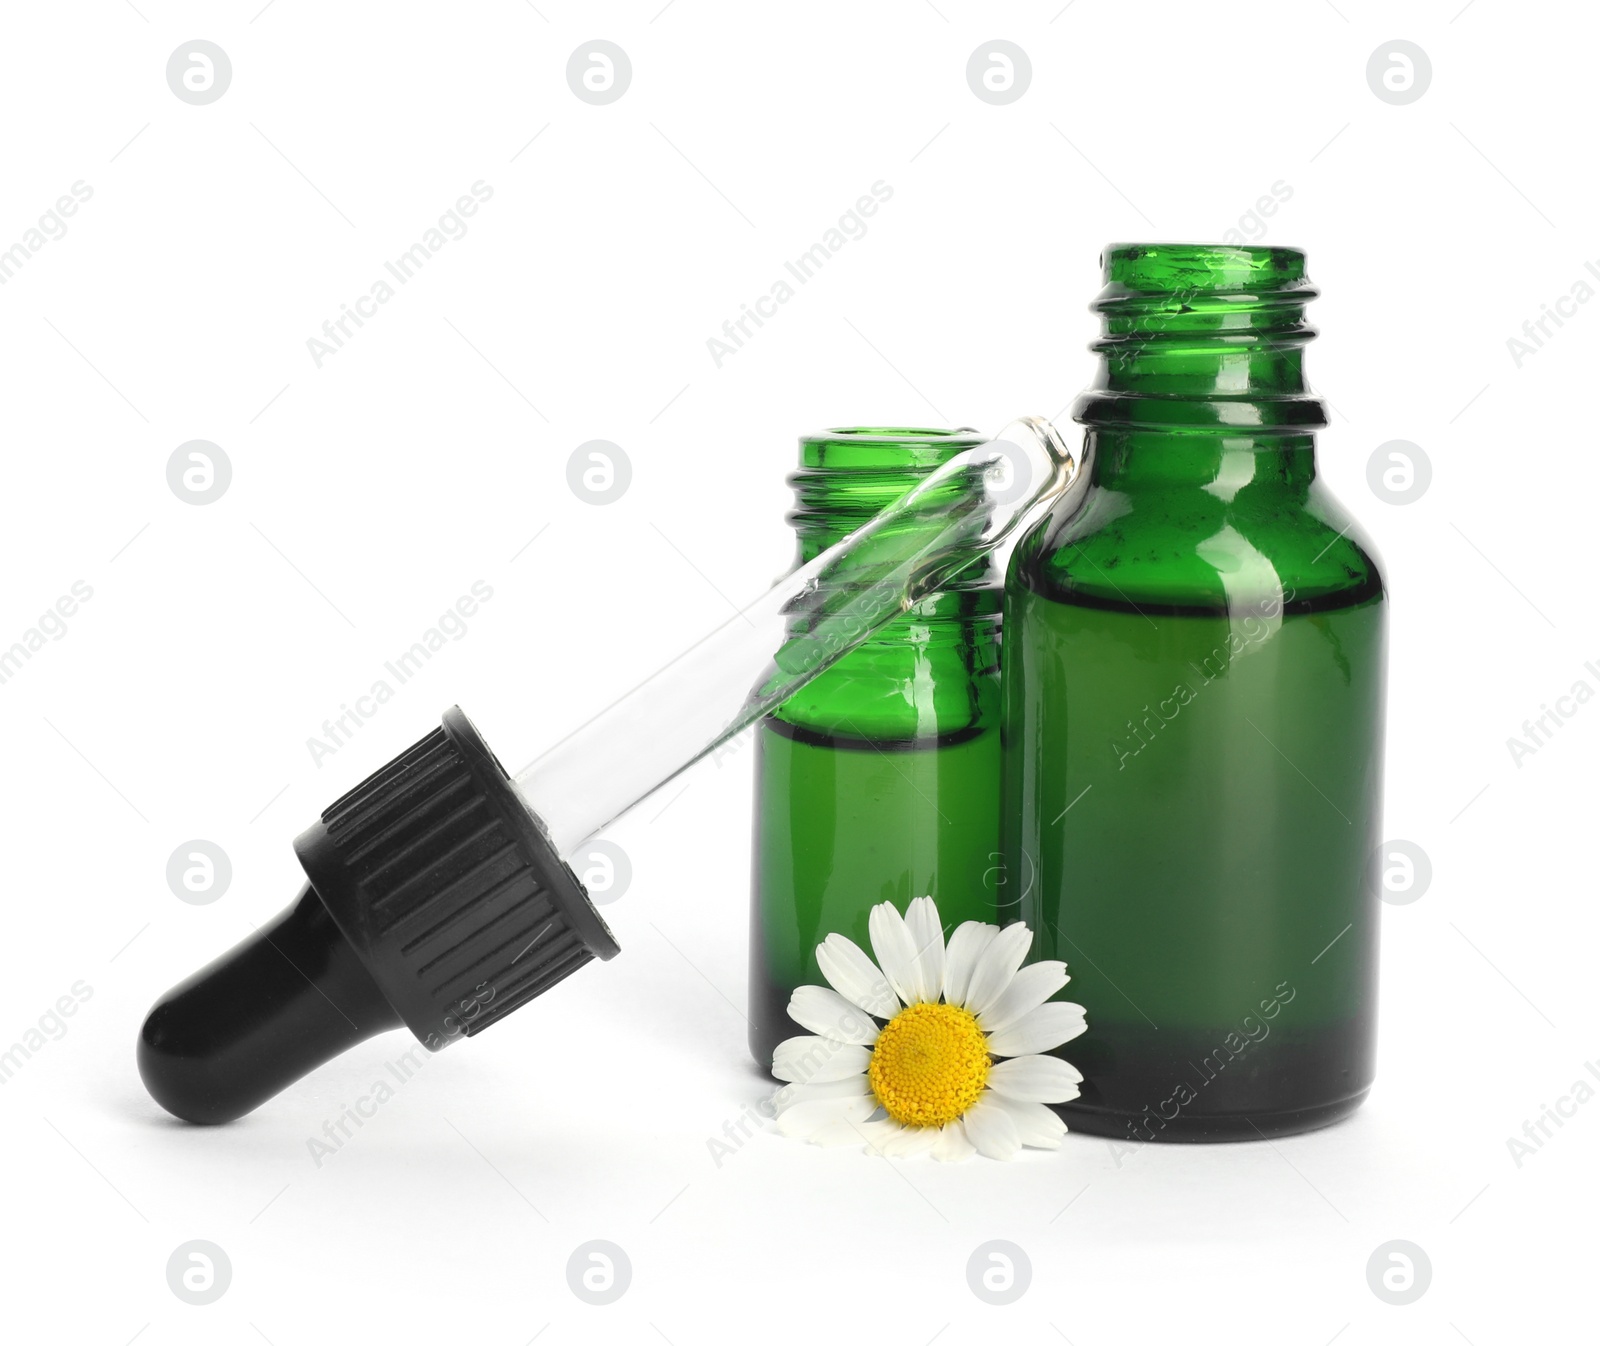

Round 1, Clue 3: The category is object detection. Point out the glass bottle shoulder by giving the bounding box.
[1011,456,1384,617]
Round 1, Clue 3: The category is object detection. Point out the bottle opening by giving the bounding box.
[1101,243,1310,295]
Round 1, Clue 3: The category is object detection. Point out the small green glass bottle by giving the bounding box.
[1003,245,1387,1141]
[750,428,1004,1071]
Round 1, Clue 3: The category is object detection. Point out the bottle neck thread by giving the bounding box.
[789,428,1002,621]
[790,428,985,552]
[1074,244,1327,437]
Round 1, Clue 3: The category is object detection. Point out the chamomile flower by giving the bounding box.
[770,896,1087,1161]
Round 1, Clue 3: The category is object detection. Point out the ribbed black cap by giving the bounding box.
[138,706,620,1124]
[295,706,619,1049]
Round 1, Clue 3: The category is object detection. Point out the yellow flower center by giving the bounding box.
[868,1001,990,1128]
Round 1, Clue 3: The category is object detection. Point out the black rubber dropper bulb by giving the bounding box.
[138,708,619,1123]
[138,885,403,1124]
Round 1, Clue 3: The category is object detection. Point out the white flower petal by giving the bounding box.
[961,1096,1022,1161]
[987,1094,1068,1149]
[903,896,946,1004]
[771,1035,871,1084]
[868,902,922,1005]
[787,985,879,1046]
[902,898,944,1002]
[772,1077,871,1116]
[977,961,1069,1033]
[931,1119,977,1162]
[878,1124,941,1158]
[942,921,998,1006]
[961,921,1035,1016]
[816,934,898,1017]
[774,1095,877,1140]
[986,1054,1083,1103]
[985,1002,1088,1058]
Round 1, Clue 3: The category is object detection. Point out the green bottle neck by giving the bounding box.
[790,427,988,556]
[1073,244,1328,476]
[789,427,1002,625]
[776,428,1001,741]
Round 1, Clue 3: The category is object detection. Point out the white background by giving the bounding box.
[1,1,1594,1342]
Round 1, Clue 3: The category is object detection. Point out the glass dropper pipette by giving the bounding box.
[137,417,1078,1123]
[515,416,1075,854]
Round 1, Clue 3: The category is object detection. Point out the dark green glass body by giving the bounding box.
[749,429,1003,1071]
[1003,245,1387,1141]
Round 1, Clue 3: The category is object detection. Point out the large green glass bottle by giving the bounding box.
[750,428,1004,1071]
[1003,245,1387,1141]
